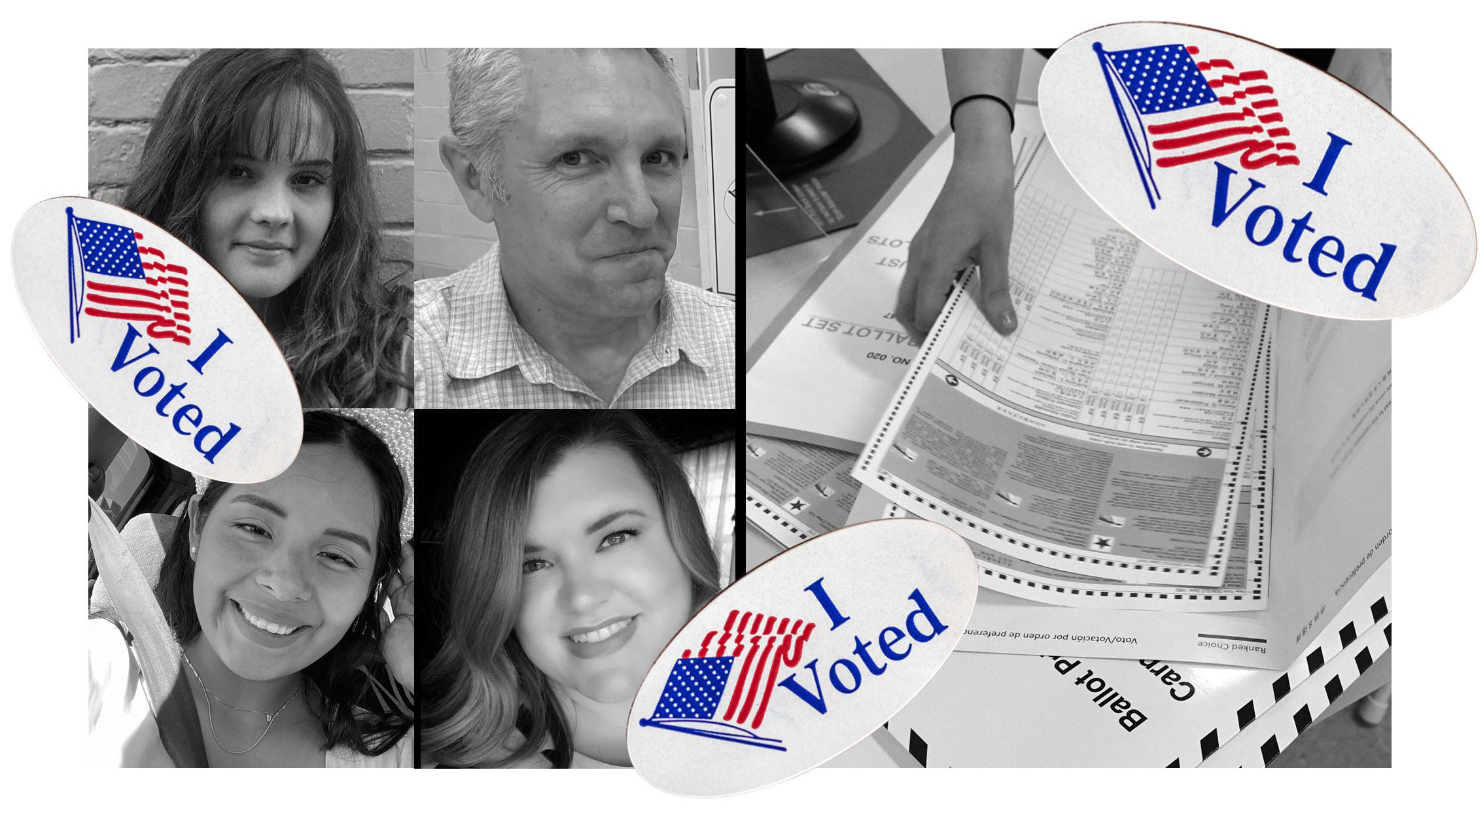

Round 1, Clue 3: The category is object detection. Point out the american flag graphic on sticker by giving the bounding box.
[638,609,816,751]
[1095,42,1300,209]
[67,207,192,346]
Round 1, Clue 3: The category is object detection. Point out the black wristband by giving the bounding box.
[950,93,1015,134]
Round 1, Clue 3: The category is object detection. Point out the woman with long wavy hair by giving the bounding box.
[120,49,410,408]
[422,411,721,768]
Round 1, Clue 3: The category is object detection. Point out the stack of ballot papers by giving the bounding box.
[746,103,1391,765]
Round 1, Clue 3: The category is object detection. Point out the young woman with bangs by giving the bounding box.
[120,49,410,408]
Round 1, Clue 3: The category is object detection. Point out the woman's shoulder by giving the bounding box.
[87,617,134,685]
[88,617,176,767]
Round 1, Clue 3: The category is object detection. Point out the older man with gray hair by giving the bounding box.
[414,48,735,408]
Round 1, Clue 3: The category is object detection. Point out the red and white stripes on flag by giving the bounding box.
[682,610,817,730]
[1146,46,1300,171]
[69,210,193,346]
[83,237,192,345]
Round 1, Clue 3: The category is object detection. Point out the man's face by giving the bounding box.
[491,50,686,320]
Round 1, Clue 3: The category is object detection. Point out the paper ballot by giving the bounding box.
[747,116,1043,453]
[845,308,1388,670]
[752,98,1390,668]
[745,434,864,548]
[853,104,1269,586]
[842,308,1271,615]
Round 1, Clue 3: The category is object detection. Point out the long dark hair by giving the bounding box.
[422,411,721,768]
[121,49,409,408]
[156,411,411,756]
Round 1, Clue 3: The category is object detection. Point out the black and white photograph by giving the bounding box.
[417,410,736,767]
[88,48,414,409]
[745,47,1394,768]
[87,408,416,767]
[411,49,736,409]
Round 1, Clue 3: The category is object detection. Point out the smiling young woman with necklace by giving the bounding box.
[88,410,415,767]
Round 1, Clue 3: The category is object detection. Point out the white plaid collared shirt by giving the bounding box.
[413,247,735,408]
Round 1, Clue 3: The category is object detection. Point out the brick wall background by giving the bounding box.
[87,49,414,282]
[412,48,703,288]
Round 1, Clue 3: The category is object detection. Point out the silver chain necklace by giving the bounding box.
[182,649,303,755]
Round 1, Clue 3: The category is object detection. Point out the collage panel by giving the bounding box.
[87,48,414,409]
[416,409,737,767]
[411,49,736,409]
[741,46,1395,772]
[88,408,415,767]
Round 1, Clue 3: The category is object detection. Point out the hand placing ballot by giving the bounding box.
[899,50,1023,338]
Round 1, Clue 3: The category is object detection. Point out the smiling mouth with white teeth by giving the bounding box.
[235,601,306,636]
[567,617,633,644]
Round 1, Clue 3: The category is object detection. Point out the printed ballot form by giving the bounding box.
[861,479,1267,615]
[747,122,1040,452]
[846,314,1387,670]
[854,105,1268,586]
[745,434,864,548]
[751,97,1389,671]
[844,318,1271,615]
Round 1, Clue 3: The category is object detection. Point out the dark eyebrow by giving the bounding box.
[649,133,688,153]
[230,495,372,556]
[543,133,609,153]
[231,494,287,516]
[585,509,648,535]
[543,130,687,155]
[323,528,374,557]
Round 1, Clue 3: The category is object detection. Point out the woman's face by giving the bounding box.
[200,98,335,300]
[514,445,693,706]
[191,442,380,682]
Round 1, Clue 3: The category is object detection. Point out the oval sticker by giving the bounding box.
[628,518,977,796]
[1040,22,1475,319]
[11,197,302,482]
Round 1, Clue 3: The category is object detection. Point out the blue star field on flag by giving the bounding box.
[1105,44,1218,116]
[653,656,733,720]
[74,215,146,279]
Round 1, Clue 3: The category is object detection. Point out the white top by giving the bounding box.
[87,618,411,768]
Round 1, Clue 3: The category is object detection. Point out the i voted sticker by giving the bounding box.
[1040,22,1475,320]
[628,518,977,796]
[11,197,302,482]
